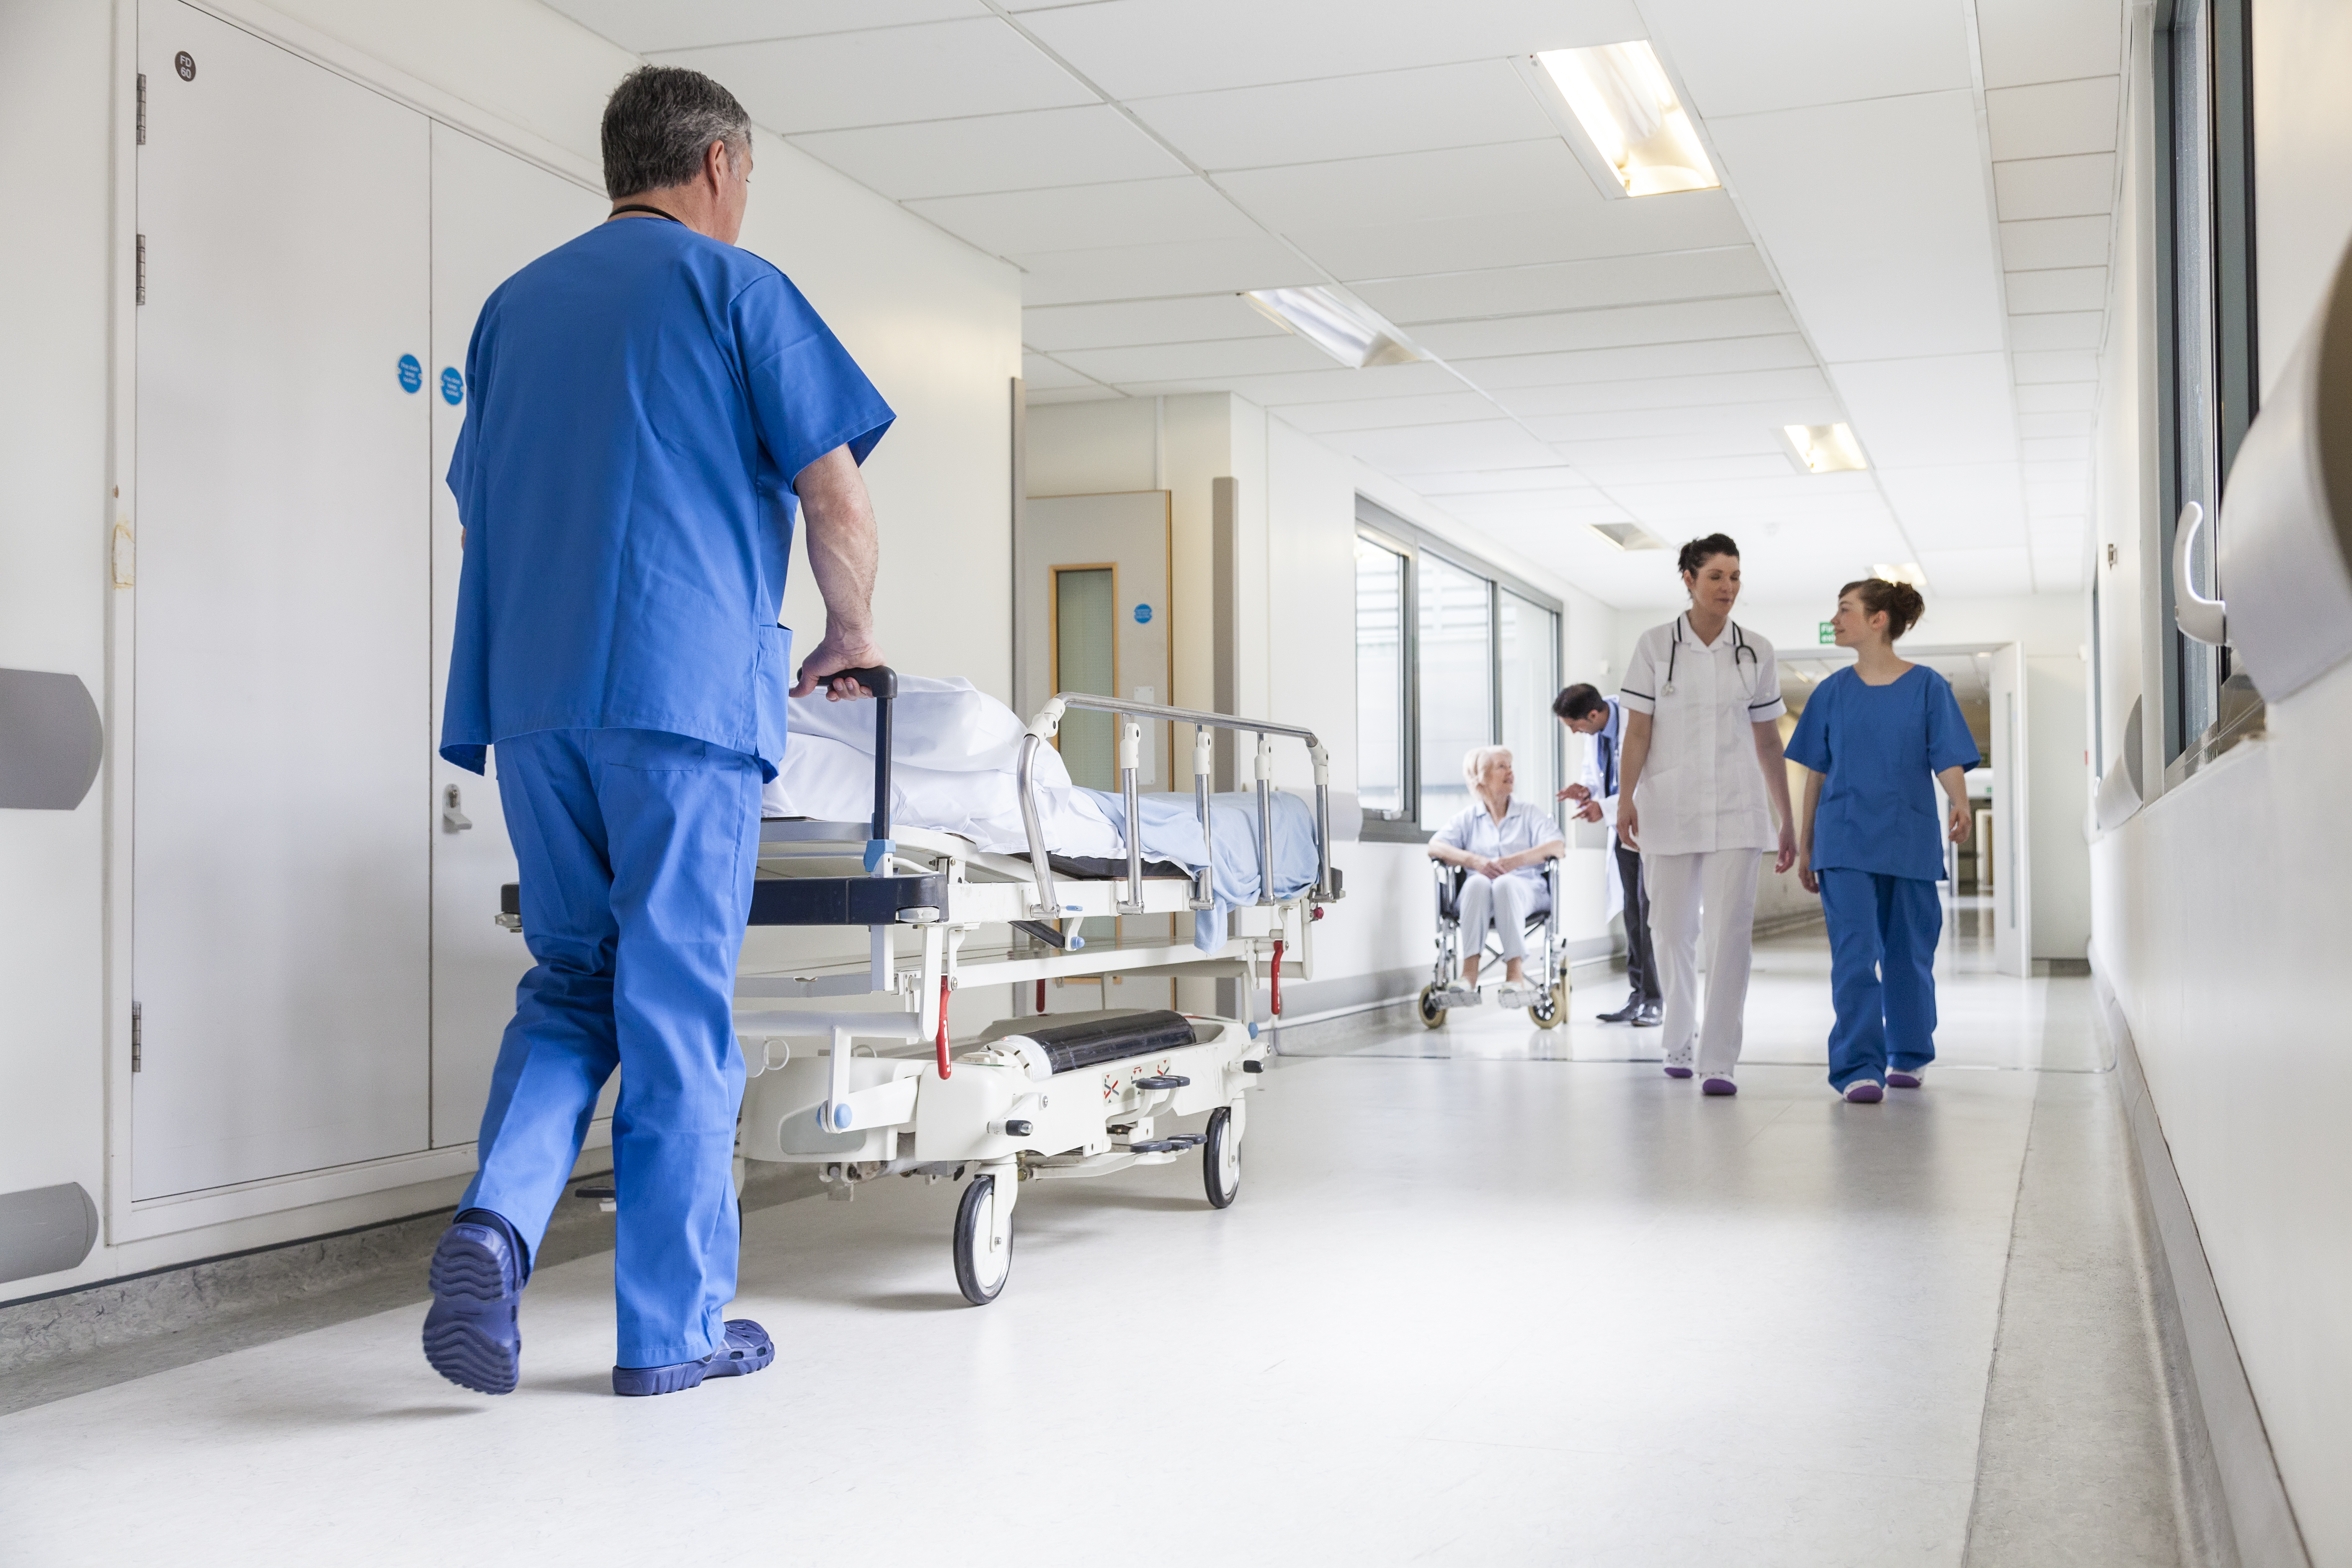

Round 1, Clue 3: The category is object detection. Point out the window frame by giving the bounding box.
[1352,497,1565,843]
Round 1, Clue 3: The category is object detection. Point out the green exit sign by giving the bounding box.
[1819,622,1835,644]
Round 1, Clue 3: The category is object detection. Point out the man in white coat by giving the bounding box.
[1614,534,1798,1096]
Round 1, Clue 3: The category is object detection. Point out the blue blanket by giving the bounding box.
[1080,789,1322,950]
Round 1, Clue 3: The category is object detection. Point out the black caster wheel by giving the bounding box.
[951,1173,1012,1305]
[1202,1106,1241,1209]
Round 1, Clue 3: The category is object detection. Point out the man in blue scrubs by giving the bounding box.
[422,66,895,1398]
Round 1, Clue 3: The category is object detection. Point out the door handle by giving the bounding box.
[442,783,473,832]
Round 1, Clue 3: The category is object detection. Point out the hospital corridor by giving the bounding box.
[1,1,2346,1564]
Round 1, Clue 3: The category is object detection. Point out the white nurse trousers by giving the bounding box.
[1458,873,1539,962]
[1643,850,1761,1074]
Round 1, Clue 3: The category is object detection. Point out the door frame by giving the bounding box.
[98,0,606,1244]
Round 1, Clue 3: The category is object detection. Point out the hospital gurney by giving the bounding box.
[498,668,1343,1303]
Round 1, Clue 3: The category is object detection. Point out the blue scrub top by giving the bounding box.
[439,217,895,779]
[1784,665,1980,880]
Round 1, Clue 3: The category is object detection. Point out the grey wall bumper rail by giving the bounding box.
[0,1183,100,1286]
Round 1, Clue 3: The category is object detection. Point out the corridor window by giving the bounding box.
[1354,536,1407,817]
[1354,498,1565,840]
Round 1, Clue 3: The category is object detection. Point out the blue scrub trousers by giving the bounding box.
[1818,869,1942,1092]
[460,727,761,1368]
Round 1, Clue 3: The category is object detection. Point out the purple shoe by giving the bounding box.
[1664,1064,1694,1079]
[1844,1079,1884,1103]
[1888,1067,1925,1088]
[613,1318,775,1398]
[1702,1075,1737,1096]
[422,1210,528,1395]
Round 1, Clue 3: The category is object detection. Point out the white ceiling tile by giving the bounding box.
[1828,353,2017,467]
[1331,419,1568,474]
[1352,248,1775,325]
[2007,311,2106,351]
[1014,0,1648,100]
[1643,0,1971,116]
[1708,91,2005,360]
[2013,348,2100,384]
[1129,60,1558,171]
[1985,77,2121,161]
[2020,436,2092,462]
[1456,334,1818,389]
[1916,547,2036,596]
[1115,360,1468,405]
[1992,153,2117,221]
[1875,464,2027,550]
[2027,481,2088,514]
[2006,267,2110,313]
[2000,216,2111,271]
[1219,141,1596,233]
[2017,410,2097,438]
[2023,459,2089,486]
[1296,194,1752,281]
[1055,335,1336,383]
[546,0,981,54]
[1021,351,1102,391]
[911,176,1256,256]
[1494,366,1834,415]
[1412,295,1795,361]
[656,18,1095,133]
[1437,492,1633,530]
[1023,295,1286,352]
[1410,467,1598,495]
[1525,400,1843,443]
[1975,0,2125,88]
[1016,236,1315,306]
[1544,430,1789,467]
[1271,393,1520,435]
[1026,384,1129,405]
[1574,454,1803,487]
[789,106,1185,201]
[2014,381,2099,412]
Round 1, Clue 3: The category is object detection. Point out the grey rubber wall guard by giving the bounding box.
[0,668,103,810]
[0,1184,101,1286]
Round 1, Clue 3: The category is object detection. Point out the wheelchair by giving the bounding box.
[1416,853,1568,1030]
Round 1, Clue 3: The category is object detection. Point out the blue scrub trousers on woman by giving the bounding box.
[460,727,762,1369]
[1818,869,1941,1092]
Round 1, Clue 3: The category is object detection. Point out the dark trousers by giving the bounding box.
[1615,836,1661,1002]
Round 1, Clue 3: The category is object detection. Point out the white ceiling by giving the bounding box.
[545,0,2125,610]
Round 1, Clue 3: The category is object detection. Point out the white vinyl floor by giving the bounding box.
[0,910,2173,1566]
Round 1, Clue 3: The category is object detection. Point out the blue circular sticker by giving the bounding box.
[397,353,423,393]
[1133,603,1153,624]
[439,367,464,405]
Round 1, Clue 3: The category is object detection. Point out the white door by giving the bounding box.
[133,3,432,1197]
[426,124,607,1146]
[1020,492,1173,788]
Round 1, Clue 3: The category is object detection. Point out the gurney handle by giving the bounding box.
[825,665,898,847]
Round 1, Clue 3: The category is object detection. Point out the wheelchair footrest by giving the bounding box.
[1435,986,1483,1007]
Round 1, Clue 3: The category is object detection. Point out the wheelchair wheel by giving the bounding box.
[1529,975,1567,1030]
[1417,982,1448,1029]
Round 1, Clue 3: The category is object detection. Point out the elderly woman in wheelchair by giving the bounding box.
[1421,745,1568,1028]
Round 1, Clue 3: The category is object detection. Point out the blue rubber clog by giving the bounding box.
[422,1210,529,1395]
[612,1318,775,1398]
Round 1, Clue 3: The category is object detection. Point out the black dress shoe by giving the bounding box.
[1632,1002,1663,1027]
[1596,998,1644,1024]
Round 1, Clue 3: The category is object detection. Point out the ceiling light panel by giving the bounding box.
[1589,522,1667,550]
[1782,423,1869,472]
[1873,562,1931,588]
[1240,287,1424,369]
[1536,41,1719,198]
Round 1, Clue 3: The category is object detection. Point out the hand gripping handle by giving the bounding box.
[821,665,898,843]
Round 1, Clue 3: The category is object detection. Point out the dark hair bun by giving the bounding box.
[1839,576,1926,639]
[1676,532,1740,577]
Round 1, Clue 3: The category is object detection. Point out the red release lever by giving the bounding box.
[1271,938,1285,1018]
[936,974,953,1079]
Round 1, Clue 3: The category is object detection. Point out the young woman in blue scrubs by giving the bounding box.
[1785,580,1980,1103]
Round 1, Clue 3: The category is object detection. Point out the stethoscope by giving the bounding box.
[1661,615,1758,696]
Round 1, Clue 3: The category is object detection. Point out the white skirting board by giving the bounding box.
[2092,958,2312,1568]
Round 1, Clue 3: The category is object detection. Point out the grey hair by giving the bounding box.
[601,66,752,200]
[1462,745,1513,792]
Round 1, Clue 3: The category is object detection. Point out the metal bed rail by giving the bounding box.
[1015,694,1336,924]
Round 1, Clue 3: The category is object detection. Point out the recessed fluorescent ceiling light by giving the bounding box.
[1873,562,1930,589]
[1783,423,1868,473]
[1241,287,1422,369]
[1535,41,1718,197]
[1588,522,1664,551]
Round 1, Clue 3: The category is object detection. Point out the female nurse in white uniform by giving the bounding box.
[1614,534,1798,1095]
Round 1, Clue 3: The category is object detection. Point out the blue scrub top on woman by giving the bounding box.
[439,216,895,779]
[1783,665,1980,878]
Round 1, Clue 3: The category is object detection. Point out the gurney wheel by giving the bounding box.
[1416,983,1448,1029]
[952,1174,1012,1305]
[1202,1106,1240,1209]
[1529,977,1565,1030]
